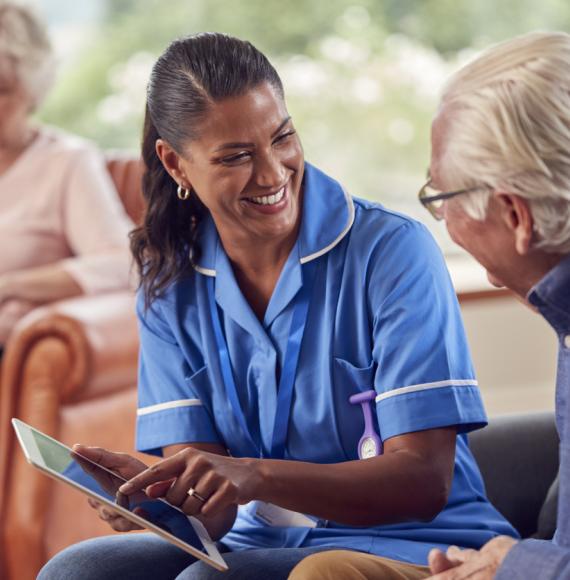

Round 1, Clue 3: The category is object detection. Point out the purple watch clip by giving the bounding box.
[349,389,383,459]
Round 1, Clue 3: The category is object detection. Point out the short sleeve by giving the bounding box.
[58,146,135,294]
[135,291,221,455]
[368,221,487,441]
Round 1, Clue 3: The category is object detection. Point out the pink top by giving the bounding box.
[0,126,134,341]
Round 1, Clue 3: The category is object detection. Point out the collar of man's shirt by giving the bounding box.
[527,252,570,336]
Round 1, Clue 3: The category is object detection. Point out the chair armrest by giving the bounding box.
[3,291,138,402]
[0,291,139,531]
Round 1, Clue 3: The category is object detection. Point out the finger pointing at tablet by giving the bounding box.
[118,447,262,517]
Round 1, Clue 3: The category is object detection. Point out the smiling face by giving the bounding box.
[159,82,304,250]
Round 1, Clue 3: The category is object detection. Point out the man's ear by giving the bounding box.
[155,139,192,189]
[495,193,534,255]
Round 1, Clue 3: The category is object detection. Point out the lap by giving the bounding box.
[176,545,331,580]
[38,533,331,580]
[288,550,431,580]
[38,533,197,580]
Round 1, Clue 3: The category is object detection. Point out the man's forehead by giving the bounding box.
[429,110,450,182]
[430,104,463,183]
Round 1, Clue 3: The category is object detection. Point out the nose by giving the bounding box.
[254,150,287,189]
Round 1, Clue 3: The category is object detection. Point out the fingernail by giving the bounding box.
[118,484,130,493]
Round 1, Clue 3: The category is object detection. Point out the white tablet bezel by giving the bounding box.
[11,418,228,572]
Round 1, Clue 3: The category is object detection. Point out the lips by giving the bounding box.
[241,184,290,214]
[243,185,286,206]
[248,187,285,206]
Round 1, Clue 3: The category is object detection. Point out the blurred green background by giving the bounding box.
[31,0,570,242]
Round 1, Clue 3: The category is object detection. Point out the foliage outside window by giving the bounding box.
[35,0,570,253]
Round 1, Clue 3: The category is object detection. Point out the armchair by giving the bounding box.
[0,155,144,580]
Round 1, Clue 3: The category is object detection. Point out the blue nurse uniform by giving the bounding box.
[135,163,518,565]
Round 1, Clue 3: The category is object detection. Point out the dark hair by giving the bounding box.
[130,32,284,305]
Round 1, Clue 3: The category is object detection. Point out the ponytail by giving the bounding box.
[130,107,205,306]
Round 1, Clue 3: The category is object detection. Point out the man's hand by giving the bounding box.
[428,536,518,579]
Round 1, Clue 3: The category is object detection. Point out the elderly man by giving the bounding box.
[289,31,570,580]
[422,30,570,580]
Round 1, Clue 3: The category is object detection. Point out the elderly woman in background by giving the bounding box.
[0,2,133,347]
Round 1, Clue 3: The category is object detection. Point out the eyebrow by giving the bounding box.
[213,116,292,152]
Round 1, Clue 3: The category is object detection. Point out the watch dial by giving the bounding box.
[360,437,378,459]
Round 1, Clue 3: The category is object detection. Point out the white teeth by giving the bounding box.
[249,188,285,206]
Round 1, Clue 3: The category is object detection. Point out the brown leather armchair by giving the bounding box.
[0,154,145,580]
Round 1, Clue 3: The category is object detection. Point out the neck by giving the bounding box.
[221,227,299,277]
[218,227,300,322]
[510,251,565,298]
[0,123,37,176]
[0,120,35,162]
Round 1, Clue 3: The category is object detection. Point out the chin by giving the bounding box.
[486,271,505,289]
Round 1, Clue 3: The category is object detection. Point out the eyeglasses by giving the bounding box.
[418,173,487,220]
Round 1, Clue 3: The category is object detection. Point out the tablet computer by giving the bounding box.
[11,418,228,572]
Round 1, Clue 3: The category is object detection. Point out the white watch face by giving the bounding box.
[360,437,378,459]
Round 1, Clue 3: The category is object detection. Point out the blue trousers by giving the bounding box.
[37,533,332,580]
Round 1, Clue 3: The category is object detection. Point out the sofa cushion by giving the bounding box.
[469,412,559,538]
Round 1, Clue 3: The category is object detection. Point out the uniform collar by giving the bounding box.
[192,162,355,276]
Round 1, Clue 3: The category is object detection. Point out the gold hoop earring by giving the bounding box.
[177,184,191,201]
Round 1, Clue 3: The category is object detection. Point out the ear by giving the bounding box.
[495,193,534,255]
[155,139,192,189]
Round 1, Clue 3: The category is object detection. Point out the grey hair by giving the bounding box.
[440,31,570,254]
[0,2,55,109]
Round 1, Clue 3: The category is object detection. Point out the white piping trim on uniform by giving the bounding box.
[137,398,203,416]
[193,264,216,277]
[375,379,479,403]
[300,189,355,264]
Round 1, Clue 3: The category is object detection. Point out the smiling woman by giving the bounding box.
[38,32,517,580]
[153,83,304,321]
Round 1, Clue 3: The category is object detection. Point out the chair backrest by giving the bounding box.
[469,411,559,538]
[105,153,145,224]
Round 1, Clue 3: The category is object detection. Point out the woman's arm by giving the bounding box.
[257,427,455,526]
[120,426,456,527]
[0,264,82,305]
[57,146,134,294]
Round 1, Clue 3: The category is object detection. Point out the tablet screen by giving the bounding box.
[28,426,206,551]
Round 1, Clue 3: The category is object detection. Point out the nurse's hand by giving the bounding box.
[118,447,260,517]
[427,536,518,579]
[74,445,149,532]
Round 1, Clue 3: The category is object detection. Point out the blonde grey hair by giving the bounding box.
[440,31,570,254]
[0,2,55,109]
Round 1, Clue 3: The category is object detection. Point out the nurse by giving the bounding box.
[38,33,516,580]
